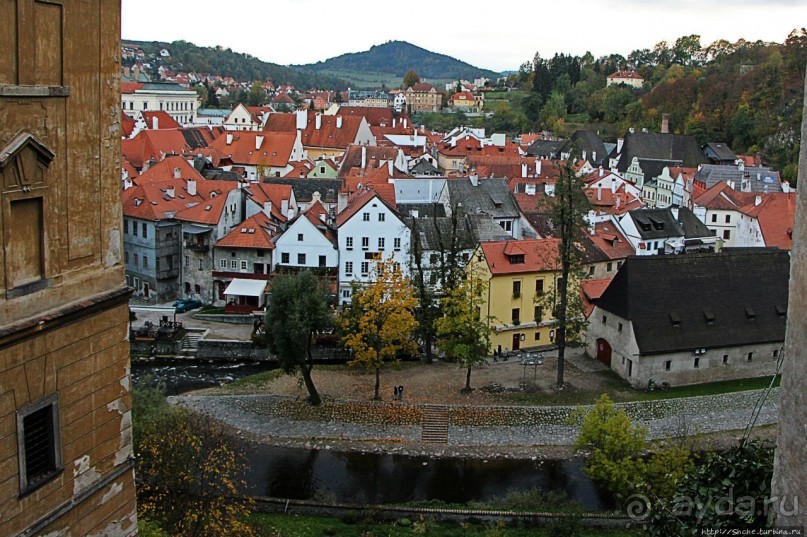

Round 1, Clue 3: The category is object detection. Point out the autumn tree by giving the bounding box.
[341,258,419,400]
[403,69,421,89]
[133,385,255,536]
[538,158,591,387]
[435,264,491,392]
[264,271,333,405]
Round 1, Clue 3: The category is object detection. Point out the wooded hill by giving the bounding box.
[124,40,350,91]
[470,31,806,184]
[297,40,500,86]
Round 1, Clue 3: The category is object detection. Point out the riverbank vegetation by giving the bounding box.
[247,513,642,537]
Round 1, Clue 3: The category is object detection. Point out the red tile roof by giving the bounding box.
[263,112,297,132]
[607,70,643,80]
[300,113,365,150]
[215,211,280,249]
[141,111,181,130]
[587,222,635,259]
[121,82,143,94]
[336,186,398,227]
[580,278,613,317]
[479,238,562,275]
[121,111,135,138]
[338,106,408,127]
[208,131,297,168]
[121,129,191,169]
[408,83,436,92]
[246,182,294,222]
[122,177,237,224]
[135,155,204,184]
[339,145,401,178]
[740,192,797,250]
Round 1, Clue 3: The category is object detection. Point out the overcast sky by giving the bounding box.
[122,1,805,73]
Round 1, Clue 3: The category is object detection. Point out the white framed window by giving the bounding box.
[362,212,370,221]
[220,259,226,268]
[297,253,306,264]
[231,259,237,269]
[345,261,353,275]
[240,260,247,270]
[346,237,353,250]
[378,213,385,222]
[297,233,304,241]
[378,237,385,250]
[361,237,369,250]
[361,261,369,275]
[394,237,401,250]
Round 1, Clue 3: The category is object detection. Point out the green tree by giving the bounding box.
[537,158,590,387]
[133,385,255,536]
[435,264,491,391]
[540,91,568,133]
[573,394,647,498]
[246,80,265,106]
[403,69,421,89]
[264,271,333,406]
[341,258,419,400]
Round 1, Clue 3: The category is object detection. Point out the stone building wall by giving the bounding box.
[0,0,138,534]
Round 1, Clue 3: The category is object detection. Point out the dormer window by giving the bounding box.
[508,254,525,264]
[703,309,716,325]
[745,306,756,321]
[775,304,786,319]
[670,312,681,328]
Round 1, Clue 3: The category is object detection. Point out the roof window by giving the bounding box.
[745,306,756,320]
[703,309,716,325]
[670,313,681,327]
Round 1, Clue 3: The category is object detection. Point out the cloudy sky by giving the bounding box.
[122,0,805,72]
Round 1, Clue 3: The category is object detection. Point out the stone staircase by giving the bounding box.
[421,405,450,444]
[179,329,206,355]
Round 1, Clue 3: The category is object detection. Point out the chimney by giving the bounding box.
[393,118,397,128]
[611,176,617,194]
[587,210,596,235]
[535,158,542,176]
[226,133,233,145]
[166,186,175,198]
[187,178,197,196]
[629,127,635,134]
[295,110,308,130]
[470,173,479,187]
[592,151,597,163]
[755,195,762,206]
[617,138,624,154]
[153,116,159,130]
[661,113,670,134]
[256,134,264,150]
[403,118,408,129]
[615,194,621,209]
[582,150,587,162]
[315,113,322,130]
[336,116,342,128]
[281,199,289,217]
[361,146,366,169]
[263,200,272,216]
[173,167,181,179]
[388,160,393,175]
[521,163,527,177]
[597,185,602,201]
[598,166,604,177]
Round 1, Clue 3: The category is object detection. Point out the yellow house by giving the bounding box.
[471,238,563,353]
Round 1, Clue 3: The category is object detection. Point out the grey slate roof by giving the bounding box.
[404,213,509,250]
[410,159,441,176]
[694,164,782,193]
[567,130,608,167]
[616,131,706,172]
[525,140,565,158]
[445,177,520,219]
[595,250,789,355]
[675,206,712,239]
[702,142,737,163]
[398,203,447,219]
[263,178,340,204]
[628,208,684,240]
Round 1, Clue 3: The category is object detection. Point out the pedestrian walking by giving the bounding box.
[399,385,404,400]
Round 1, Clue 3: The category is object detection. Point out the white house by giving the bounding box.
[336,187,411,304]
[272,201,339,271]
[121,81,200,125]
[223,104,273,131]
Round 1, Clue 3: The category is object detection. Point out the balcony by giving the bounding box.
[186,241,209,252]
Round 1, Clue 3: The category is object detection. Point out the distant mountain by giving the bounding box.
[297,41,500,86]
[124,40,349,90]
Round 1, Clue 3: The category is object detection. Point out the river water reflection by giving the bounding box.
[133,360,612,510]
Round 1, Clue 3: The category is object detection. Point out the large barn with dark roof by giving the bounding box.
[585,250,789,388]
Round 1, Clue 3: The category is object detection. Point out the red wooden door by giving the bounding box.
[596,338,612,366]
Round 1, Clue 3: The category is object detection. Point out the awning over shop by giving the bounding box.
[184,224,212,235]
[224,278,267,297]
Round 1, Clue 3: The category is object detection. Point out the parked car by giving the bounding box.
[174,298,202,313]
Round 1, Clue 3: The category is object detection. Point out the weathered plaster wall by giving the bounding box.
[771,69,807,528]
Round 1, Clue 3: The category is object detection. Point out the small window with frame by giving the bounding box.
[17,394,62,495]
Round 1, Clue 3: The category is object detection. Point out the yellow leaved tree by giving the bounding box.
[341,257,419,400]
